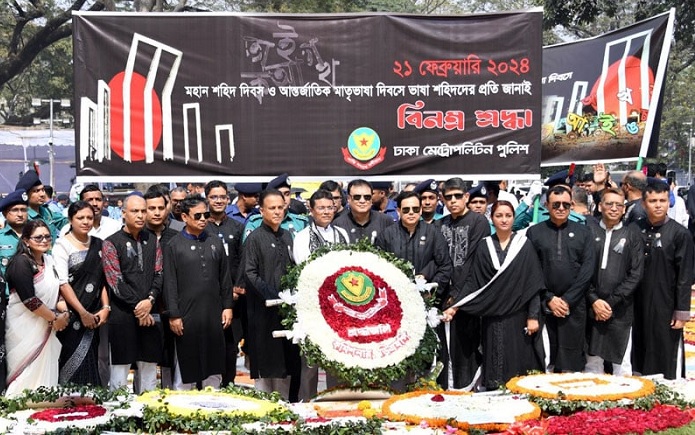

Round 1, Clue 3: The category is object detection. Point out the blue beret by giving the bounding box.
[0,189,29,212]
[467,183,488,199]
[234,182,262,195]
[371,181,392,191]
[413,179,438,195]
[266,173,291,190]
[15,170,42,193]
[545,169,575,187]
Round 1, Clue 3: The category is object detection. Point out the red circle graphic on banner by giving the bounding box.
[108,71,163,161]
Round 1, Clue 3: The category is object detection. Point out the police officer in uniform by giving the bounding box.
[15,170,67,241]
[243,174,308,241]
[413,179,443,224]
[0,190,29,277]
[226,183,261,225]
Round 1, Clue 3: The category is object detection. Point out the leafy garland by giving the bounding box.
[530,382,694,416]
[0,384,385,434]
[280,239,440,390]
[0,383,129,416]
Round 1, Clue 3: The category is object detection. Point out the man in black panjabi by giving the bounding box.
[163,194,233,389]
[333,179,394,244]
[632,180,694,379]
[204,180,244,386]
[435,177,490,389]
[585,188,643,376]
[243,189,298,400]
[526,185,595,373]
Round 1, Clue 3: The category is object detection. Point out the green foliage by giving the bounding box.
[530,381,694,416]
[645,422,695,435]
[0,384,129,416]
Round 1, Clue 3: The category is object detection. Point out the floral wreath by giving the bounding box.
[137,388,286,418]
[506,373,656,402]
[382,390,541,432]
[280,240,440,390]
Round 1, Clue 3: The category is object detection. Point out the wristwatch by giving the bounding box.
[148,295,156,305]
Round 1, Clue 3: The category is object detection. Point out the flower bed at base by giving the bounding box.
[0,381,693,434]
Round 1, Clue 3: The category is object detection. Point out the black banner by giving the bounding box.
[541,10,674,166]
[73,11,542,182]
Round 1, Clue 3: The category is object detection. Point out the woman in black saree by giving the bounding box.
[53,201,110,385]
[443,200,546,390]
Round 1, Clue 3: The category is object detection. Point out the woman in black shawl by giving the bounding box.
[443,200,545,390]
[53,201,110,385]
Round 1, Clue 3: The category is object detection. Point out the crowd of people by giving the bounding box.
[0,163,692,401]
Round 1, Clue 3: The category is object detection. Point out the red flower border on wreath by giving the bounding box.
[319,266,403,344]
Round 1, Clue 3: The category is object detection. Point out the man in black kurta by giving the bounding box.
[585,188,643,376]
[333,179,394,244]
[102,195,163,393]
[164,194,233,389]
[526,185,595,372]
[243,189,298,400]
[435,178,490,389]
[204,180,244,386]
[375,191,452,293]
[632,181,694,379]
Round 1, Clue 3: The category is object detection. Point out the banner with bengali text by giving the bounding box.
[541,10,674,166]
[73,11,542,182]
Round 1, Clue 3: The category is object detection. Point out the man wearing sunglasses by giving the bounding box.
[163,194,232,390]
[513,170,587,231]
[435,177,490,390]
[333,179,394,244]
[526,185,595,373]
[375,191,452,298]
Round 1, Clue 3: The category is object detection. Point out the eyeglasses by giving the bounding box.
[7,207,27,214]
[350,194,372,201]
[550,201,572,210]
[29,234,52,242]
[400,206,421,214]
[443,193,465,201]
[602,202,625,209]
[208,195,228,201]
[468,199,487,205]
[190,211,211,220]
[314,206,335,212]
